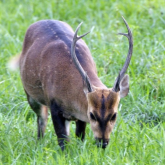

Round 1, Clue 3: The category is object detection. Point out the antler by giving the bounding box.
[112,16,133,92]
[71,23,93,92]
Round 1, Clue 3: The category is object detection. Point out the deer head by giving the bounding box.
[71,17,133,148]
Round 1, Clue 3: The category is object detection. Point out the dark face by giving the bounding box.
[87,87,119,148]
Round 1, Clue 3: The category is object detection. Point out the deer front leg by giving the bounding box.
[75,120,86,141]
[50,101,69,151]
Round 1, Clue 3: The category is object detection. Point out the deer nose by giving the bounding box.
[102,142,108,149]
[95,138,109,149]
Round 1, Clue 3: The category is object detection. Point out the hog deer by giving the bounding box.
[19,17,133,150]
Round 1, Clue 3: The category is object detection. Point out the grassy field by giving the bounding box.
[0,0,165,164]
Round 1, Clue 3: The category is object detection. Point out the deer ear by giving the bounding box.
[119,74,129,98]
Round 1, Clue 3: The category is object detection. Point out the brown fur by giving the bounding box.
[87,87,119,139]
[20,20,106,122]
[19,19,130,149]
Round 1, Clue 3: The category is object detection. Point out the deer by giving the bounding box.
[19,16,133,150]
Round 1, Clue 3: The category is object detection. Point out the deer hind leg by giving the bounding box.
[50,101,70,151]
[36,105,48,138]
[75,120,86,141]
[26,93,48,139]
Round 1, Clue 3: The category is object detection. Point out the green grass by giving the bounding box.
[1,0,165,164]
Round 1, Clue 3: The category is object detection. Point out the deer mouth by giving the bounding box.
[95,137,109,149]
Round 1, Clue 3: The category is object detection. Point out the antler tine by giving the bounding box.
[71,22,93,92]
[73,22,90,41]
[112,16,133,92]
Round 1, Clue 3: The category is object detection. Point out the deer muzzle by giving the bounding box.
[95,137,109,149]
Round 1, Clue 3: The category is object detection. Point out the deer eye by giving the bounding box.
[90,112,96,121]
[110,113,117,121]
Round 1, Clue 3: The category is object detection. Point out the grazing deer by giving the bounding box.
[19,17,133,150]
